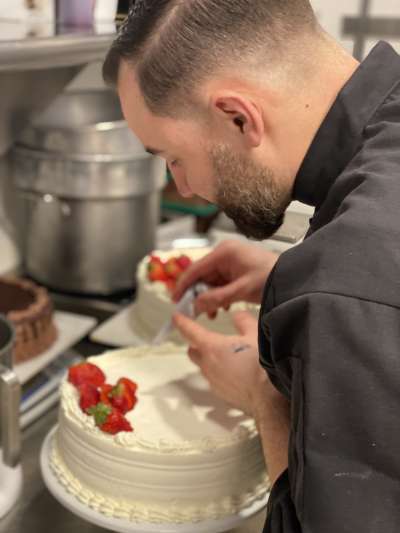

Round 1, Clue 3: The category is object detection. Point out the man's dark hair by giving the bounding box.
[103,0,318,116]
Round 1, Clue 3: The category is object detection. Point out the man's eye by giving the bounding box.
[169,159,178,167]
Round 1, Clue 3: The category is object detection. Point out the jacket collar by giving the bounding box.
[293,41,400,209]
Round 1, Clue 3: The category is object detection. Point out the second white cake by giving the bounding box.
[132,248,259,343]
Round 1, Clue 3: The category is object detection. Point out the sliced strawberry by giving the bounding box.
[164,258,184,280]
[110,380,137,414]
[88,403,133,434]
[117,377,138,395]
[147,260,169,282]
[99,383,113,406]
[78,383,100,413]
[149,254,163,263]
[68,362,105,388]
[176,255,192,270]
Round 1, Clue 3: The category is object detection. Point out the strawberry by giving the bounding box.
[164,258,184,280]
[110,379,137,414]
[78,383,100,413]
[99,383,113,406]
[149,254,163,263]
[117,377,138,395]
[176,254,192,270]
[88,403,133,434]
[147,260,169,282]
[68,362,105,388]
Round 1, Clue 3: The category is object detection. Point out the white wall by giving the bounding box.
[311,0,400,57]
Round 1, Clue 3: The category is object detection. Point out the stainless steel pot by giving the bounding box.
[12,90,165,295]
[17,90,145,156]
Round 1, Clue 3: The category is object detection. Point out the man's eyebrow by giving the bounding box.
[145,147,164,156]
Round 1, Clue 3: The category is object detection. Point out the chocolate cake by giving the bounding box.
[0,277,57,363]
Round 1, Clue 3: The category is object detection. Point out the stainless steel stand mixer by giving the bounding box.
[0,315,22,518]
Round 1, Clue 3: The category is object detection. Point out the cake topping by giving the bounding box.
[148,256,170,283]
[147,254,193,292]
[99,383,113,406]
[78,383,100,413]
[68,362,106,388]
[68,361,138,434]
[110,377,138,414]
[88,403,133,434]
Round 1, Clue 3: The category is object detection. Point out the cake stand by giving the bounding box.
[41,426,269,533]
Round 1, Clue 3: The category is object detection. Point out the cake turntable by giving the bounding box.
[40,426,269,533]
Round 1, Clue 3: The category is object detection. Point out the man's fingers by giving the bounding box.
[232,311,258,336]
[173,266,203,302]
[173,312,214,348]
[187,346,201,366]
[196,277,248,314]
[172,250,221,302]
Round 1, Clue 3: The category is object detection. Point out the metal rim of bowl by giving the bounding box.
[27,89,126,134]
[0,314,15,357]
[12,144,154,163]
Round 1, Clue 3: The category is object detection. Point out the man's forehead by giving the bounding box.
[117,60,205,151]
[117,60,164,149]
[118,61,148,118]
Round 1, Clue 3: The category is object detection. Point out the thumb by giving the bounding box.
[232,311,258,337]
[173,313,214,349]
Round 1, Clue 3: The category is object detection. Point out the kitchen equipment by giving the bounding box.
[0,227,19,275]
[0,315,22,519]
[20,349,83,430]
[17,90,144,155]
[12,90,166,295]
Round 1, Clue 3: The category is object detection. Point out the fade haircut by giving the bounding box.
[103,0,318,116]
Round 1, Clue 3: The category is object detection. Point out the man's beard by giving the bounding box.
[209,144,289,240]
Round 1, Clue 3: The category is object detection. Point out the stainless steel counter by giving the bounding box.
[0,334,267,533]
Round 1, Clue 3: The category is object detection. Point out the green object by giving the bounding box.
[163,169,218,217]
[88,403,111,426]
[161,199,218,217]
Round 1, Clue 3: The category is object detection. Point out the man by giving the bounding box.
[103,1,400,531]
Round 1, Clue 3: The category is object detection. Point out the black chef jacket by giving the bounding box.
[260,41,400,533]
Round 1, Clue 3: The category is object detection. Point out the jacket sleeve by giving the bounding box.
[261,292,400,533]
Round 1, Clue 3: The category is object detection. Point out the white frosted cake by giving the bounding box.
[132,248,259,343]
[51,344,269,524]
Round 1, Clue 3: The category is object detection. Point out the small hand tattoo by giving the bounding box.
[231,343,252,354]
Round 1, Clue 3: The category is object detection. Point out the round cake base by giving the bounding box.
[41,426,269,533]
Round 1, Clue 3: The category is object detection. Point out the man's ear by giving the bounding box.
[211,92,265,148]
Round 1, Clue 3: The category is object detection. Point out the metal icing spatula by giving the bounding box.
[151,282,209,345]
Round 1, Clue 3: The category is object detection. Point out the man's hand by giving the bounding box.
[173,310,290,484]
[174,310,274,416]
[172,240,279,317]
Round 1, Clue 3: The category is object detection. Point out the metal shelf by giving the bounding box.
[0,21,115,156]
